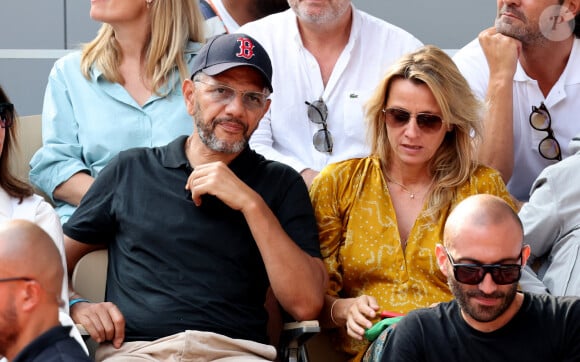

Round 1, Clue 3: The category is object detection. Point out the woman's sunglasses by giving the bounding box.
[444,247,523,285]
[382,107,443,133]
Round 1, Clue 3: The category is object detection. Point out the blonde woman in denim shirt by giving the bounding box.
[30,0,204,223]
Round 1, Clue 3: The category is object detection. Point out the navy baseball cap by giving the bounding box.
[191,33,273,92]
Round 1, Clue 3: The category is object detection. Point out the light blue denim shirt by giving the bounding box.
[30,41,202,223]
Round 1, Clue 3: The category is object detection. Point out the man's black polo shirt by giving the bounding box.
[64,136,321,344]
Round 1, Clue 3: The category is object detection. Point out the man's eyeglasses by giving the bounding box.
[0,276,33,284]
[0,102,15,129]
[305,99,333,153]
[529,102,562,161]
[194,81,269,111]
[382,107,443,133]
[444,247,523,285]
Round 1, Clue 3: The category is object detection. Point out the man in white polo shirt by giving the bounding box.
[454,1,580,201]
[238,0,422,187]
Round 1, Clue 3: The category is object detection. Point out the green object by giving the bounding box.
[364,316,403,342]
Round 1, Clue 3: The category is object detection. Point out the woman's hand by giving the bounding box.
[345,295,380,341]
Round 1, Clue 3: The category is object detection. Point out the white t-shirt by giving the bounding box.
[453,38,580,201]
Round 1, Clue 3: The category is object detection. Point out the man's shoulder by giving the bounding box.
[237,10,291,36]
[452,37,489,98]
[355,8,418,40]
[409,300,456,318]
[117,145,151,158]
[453,37,486,65]
[525,292,580,311]
[116,136,186,165]
[569,37,580,65]
[113,146,157,168]
[13,326,92,362]
[518,293,580,330]
[393,301,457,334]
[535,152,580,183]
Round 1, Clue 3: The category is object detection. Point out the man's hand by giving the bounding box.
[479,27,521,81]
[185,161,257,210]
[70,301,125,349]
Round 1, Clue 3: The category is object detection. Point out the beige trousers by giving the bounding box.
[96,330,277,362]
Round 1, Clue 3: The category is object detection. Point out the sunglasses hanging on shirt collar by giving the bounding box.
[305,99,333,153]
[529,102,562,161]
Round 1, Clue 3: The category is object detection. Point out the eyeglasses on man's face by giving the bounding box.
[444,247,523,285]
[529,102,562,161]
[0,102,15,129]
[382,107,443,133]
[305,99,333,153]
[194,81,269,111]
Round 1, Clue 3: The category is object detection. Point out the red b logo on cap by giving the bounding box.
[236,37,255,60]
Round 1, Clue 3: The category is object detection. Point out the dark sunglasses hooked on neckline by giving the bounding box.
[305,99,333,153]
[529,102,562,161]
[444,247,523,285]
[382,107,443,133]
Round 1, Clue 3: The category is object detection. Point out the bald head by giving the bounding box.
[0,221,66,361]
[0,219,63,298]
[444,195,522,250]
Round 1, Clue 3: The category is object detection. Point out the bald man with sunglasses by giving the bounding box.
[0,220,91,362]
[379,194,580,362]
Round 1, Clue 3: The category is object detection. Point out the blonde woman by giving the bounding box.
[310,45,516,360]
[30,0,205,223]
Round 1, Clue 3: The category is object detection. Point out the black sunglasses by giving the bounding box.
[0,102,14,129]
[305,99,333,153]
[529,102,562,161]
[444,247,523,285]
[382,107,443,133]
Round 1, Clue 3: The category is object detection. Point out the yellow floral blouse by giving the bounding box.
[309,156,515,360]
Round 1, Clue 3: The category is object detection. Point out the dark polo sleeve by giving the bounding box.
[63,154,122,245]
[261,160,322,259]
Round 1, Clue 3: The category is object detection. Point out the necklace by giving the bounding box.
[385,174,434,200]
[388,178,417,199]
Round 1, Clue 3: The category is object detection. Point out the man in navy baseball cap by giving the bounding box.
[62,30,326,361]
[191,33,273,92]
[186,33,274,154]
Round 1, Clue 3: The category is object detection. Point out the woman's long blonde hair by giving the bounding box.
[366,45,483,220]
[80,0,205,94]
